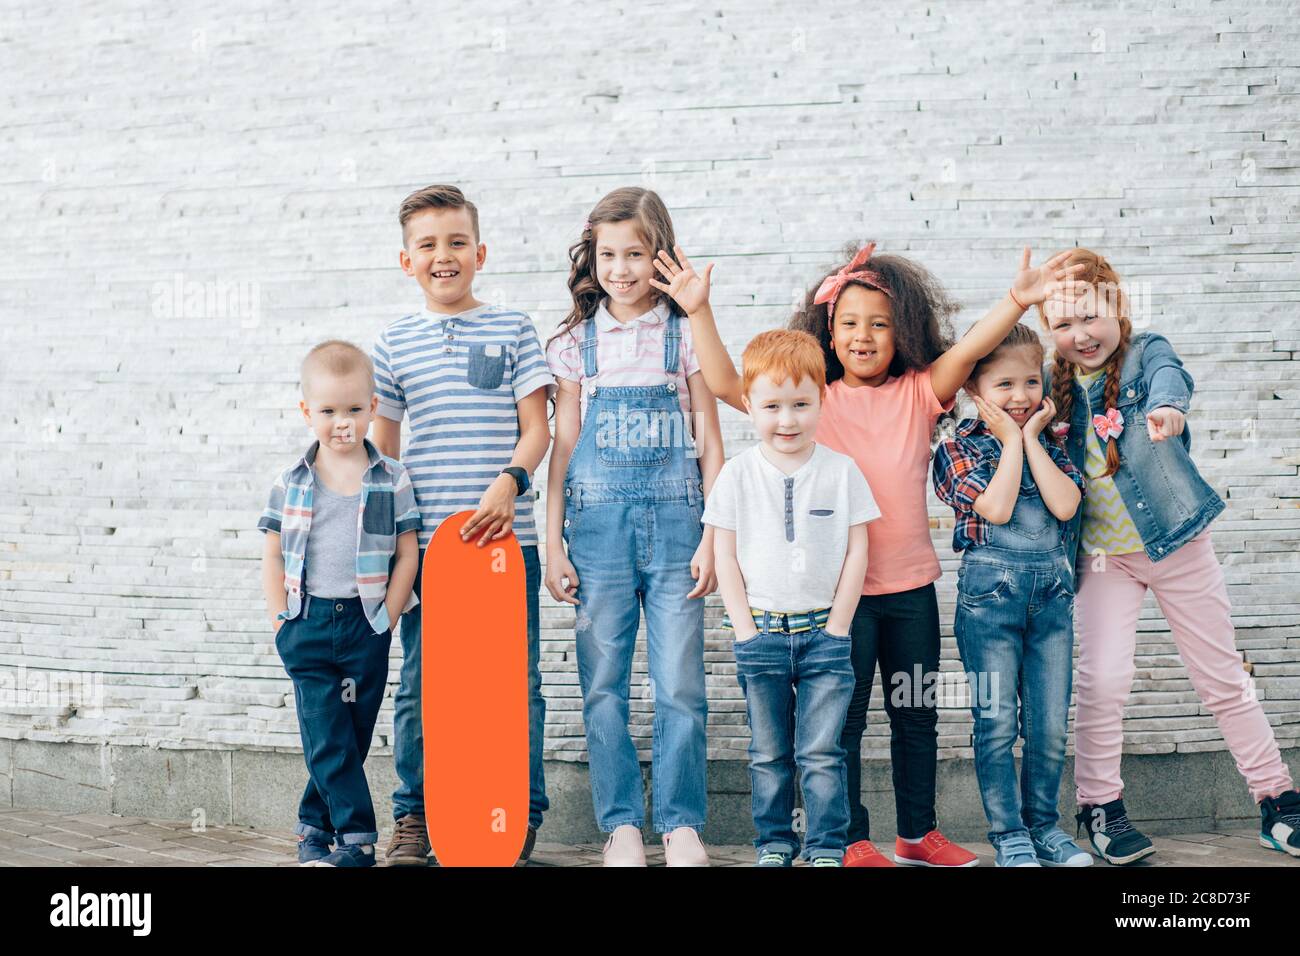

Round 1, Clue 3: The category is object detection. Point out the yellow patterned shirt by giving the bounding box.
[1077,370,1145,556]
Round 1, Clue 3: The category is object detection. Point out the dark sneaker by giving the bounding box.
[1259,790,1300,858]
[297,835,333,865]
[1076,798,1155,865]
[756,845,794,867]
[385,813,432,867]
[515,825,538,866]
[313,844,376,868]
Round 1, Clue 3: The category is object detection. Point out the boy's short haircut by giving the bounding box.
[301,339,375,400]
[742,329,827,397]
[398,184,480,246]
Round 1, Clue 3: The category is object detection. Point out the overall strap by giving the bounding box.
[580,317,599,379]
[663,311,681,375]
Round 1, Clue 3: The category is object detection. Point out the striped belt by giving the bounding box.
[722,607,831,635]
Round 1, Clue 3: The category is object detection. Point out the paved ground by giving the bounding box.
[0,809,1296,867]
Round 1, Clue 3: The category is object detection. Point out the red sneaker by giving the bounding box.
[843,839,897,867]
[893,830,979,867]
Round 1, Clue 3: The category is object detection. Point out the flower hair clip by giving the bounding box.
[1092,408,1124,441]
[582,219,593,233]
[1050,421,1071,439]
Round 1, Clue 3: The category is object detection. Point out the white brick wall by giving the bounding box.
[1,0,1297,764]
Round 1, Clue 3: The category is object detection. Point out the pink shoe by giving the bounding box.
[663,827,710,867]
[602,825,647,867]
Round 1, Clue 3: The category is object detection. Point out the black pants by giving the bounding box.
[839,582,941,842]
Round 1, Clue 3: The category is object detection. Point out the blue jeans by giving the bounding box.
[392,544,549,828]
[566,493,708,833]
[277,594,391,845]
[735,619,855,861]
[953,546,1074,847]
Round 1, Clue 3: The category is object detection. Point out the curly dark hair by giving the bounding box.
[788,240,959,440]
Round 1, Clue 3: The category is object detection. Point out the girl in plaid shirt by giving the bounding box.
[932,322,1090,868]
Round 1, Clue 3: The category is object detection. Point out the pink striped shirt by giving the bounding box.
[545,299,702,422]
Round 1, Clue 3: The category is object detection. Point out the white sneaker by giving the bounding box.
[602,824,647,867]
[663,827,710,867]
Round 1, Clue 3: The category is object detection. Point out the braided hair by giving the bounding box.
[1038,248,1131,478]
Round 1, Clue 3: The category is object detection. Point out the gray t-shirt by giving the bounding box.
[703,442,880,612]
[304,481,361,599]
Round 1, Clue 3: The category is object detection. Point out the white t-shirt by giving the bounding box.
[703,443,881,613]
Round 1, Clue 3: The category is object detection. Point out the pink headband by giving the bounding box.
[813,242,891,323]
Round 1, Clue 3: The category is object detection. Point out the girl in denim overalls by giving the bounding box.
[544,187,725,866]
[933,323,1092,867]
[1040,248,1299,865]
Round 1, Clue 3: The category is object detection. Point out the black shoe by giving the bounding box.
[515,825,538,866]
[1076,798,1155,865]
[1259,790,1300,858]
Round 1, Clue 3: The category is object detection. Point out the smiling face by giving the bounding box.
[301,368,378,455]
[830,284,896,387]
[400,206,485,314]
[1041,288,1123,371]
[969,347,1045,428]
[743,372,823,457]
[593,219,657,320]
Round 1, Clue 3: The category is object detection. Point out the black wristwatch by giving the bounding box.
[501,466,530,497]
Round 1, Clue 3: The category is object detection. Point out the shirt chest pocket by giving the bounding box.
[362,490,395,536]
[467,343,506,390]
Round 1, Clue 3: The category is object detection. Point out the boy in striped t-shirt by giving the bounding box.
[371,185,554,866]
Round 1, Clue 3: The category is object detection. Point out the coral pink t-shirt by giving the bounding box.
[816,367,955,596]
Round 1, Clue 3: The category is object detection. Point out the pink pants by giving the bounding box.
[1073,530,1293,806]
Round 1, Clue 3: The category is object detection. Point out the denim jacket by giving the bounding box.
[1047,331,1224,577]
[258,437,423,633]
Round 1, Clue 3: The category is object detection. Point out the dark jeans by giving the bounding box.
[392,544,549,828]
[839,582,941,842]
[277,594,392,845]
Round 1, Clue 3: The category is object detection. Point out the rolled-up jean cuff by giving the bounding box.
[759,841,797,856]
[294,822,334,842]
[336,830,379,846]
[600,819,644,834]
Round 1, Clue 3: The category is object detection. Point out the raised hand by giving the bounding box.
[1022,396,1057,441]
[973,394,1023,446]
[650,245,715,315]
[1010,247,1088,308]
[1146,406,1186,443]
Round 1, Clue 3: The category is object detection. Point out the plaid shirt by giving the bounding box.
[258,437,423,633]
[932,418,1085,552]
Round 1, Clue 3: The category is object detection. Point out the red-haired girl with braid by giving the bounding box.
[1039,248,1298,865]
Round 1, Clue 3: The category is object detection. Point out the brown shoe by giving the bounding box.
[385,813,432,866]
[515,825,538,866]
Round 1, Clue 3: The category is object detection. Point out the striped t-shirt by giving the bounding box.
[1077,369,1145,556]
[373,303,555,549]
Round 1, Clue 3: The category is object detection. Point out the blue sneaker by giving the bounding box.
[993,833,1041,867]
[1031,827,1093,867]
[1259,790,1300,858]
[1076,798,1154,865]
[808,856,842,867]
[756,844,794,867]
[313,843,377,868]
[297,835,333,865]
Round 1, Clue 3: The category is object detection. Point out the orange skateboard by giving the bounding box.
[422,510,529,867]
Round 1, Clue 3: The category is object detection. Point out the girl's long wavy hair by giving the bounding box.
[1035,248,1132,478]
[551,187,681,348]
[788,241,959,440]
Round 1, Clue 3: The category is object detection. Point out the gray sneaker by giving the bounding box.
[1032,826,1093,867]
[993,833,1041,867]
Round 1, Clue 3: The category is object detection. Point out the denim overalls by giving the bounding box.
[561,311,708,834]
[952,457,1075,848]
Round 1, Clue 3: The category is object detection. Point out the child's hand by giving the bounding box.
[686,536,717,599]
[650,246,714,315]
[1146,406,1186,442]
[1022,397,1057,441]
[1010,247,1088,307]
[460,474,516,547]
[544,550,581,606]
[973,395,1023,446]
